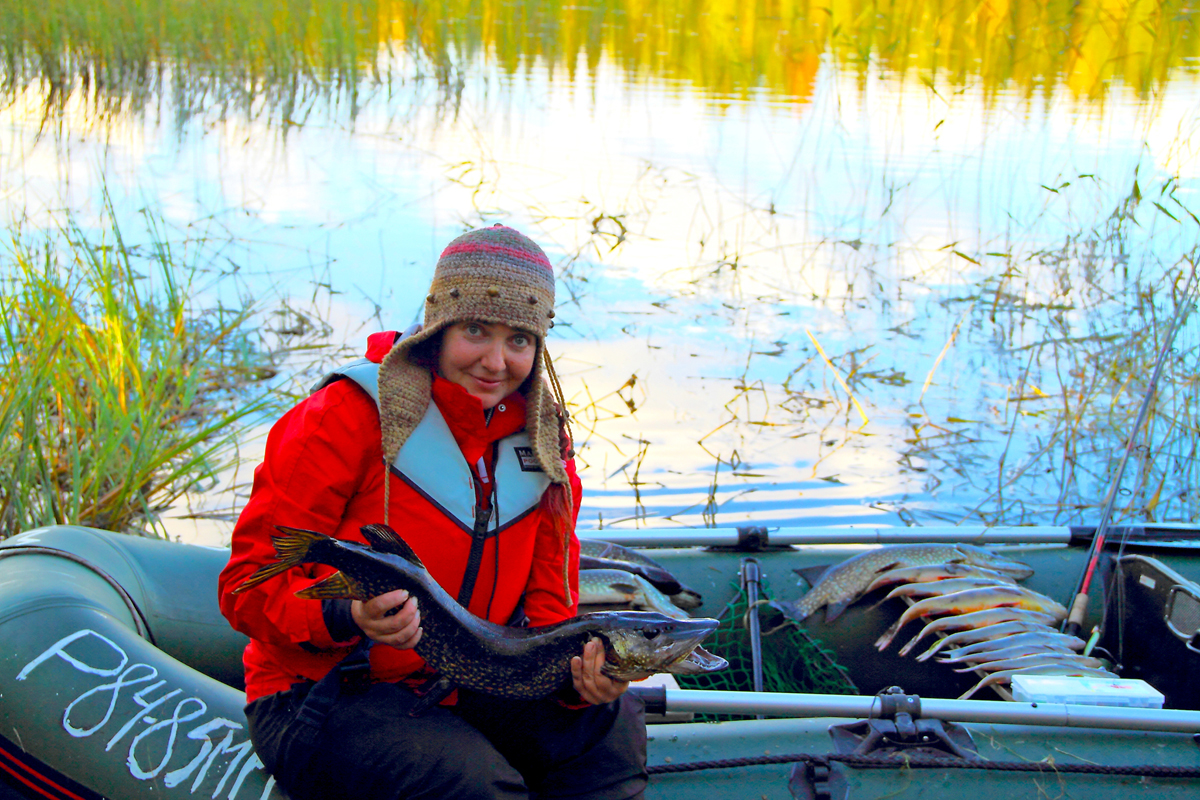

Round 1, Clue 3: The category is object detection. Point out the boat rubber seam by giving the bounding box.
[0,547,153,643]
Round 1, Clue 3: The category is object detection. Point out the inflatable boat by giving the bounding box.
[2,524,1200,800]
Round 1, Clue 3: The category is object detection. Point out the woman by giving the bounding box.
[218,225,648,800]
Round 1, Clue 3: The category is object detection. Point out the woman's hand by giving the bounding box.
[571,637,629,704]
[352,590,422,650]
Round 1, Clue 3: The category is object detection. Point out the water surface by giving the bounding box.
[2,0,1198,542]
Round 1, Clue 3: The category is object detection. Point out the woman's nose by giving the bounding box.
[480,342,506,371]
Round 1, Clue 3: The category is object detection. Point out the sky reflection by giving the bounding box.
[3,25,1199,543]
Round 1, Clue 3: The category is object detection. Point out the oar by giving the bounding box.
[578,526,1073,548]
[1063,273,1198,639]
[628,687,1200,733]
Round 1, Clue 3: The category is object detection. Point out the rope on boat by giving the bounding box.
[647,751,1200,778]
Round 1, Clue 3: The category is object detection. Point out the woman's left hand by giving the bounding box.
[571,637,629,705]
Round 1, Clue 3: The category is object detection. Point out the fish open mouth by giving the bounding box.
[665,644,728,675]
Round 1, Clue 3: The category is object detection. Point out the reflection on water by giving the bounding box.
[2,0,1199,543]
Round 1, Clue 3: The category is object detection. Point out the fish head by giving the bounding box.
[953,545,1034,579]
[590,612,722,681]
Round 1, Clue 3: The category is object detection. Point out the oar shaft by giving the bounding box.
[637,688,1200,734]
[579,526,1072,548]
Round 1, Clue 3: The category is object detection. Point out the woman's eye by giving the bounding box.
[465,323,483,336]
[512,334,530,347]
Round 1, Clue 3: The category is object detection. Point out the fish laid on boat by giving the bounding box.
[958,663,1118,700]
[937,630,1084,662]
[913,620,1063,661]
[861,562,1018,594]
[875,586,1068,650]
[234,525,727,698]
[895,608,1060,656]
[782,544,1035,623]
[951,653,1105,674]
[579,568,691,619]
[878,575,1018,602]
[580,539,703,609]
[937,640,1084,665]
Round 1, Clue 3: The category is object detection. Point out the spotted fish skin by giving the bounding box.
[234,525,723,699]
[785,544,1035,623]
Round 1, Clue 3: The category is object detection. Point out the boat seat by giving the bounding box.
[1112,555,1200,710]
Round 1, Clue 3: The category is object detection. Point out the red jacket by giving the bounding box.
[218,332,582,702]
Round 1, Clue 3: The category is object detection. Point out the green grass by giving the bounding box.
[0,208,293,538]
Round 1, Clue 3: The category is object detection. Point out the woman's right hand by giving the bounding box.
[352,590,422,650]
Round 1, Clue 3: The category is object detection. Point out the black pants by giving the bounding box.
[245,681,648,800]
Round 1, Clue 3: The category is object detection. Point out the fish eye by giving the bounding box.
[643,629,660,640]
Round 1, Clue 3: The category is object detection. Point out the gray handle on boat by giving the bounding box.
[582,526,1073,548]
[645,689,1200,733]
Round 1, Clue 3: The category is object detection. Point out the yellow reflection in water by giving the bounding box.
[2,0,1197,118]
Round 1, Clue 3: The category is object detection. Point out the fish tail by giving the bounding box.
[230,526,328,594]
[898,619,944,657]
[914,638,947,662]
[958,673,995,700]
[875,618,903,651]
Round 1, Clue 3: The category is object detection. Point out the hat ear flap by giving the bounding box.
[378,337,436,465]
[524,344,570,486]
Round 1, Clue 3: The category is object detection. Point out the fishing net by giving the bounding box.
[672,580,857,721]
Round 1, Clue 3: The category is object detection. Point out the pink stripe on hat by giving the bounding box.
[440,241,553,271]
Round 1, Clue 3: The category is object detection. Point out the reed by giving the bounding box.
[0,210,290,538]
[1,0,1196,124]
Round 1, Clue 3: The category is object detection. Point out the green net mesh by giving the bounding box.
[672,580,858,721]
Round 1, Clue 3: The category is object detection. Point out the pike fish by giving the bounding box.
[579,569,691,619]
[896,608,1060,656]
[580,539,703,610]
[913,620,1062,662]
[234,525,726,699]
[875,586,1068,651]
[782,544,1034,623]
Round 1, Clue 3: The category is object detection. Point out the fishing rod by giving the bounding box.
[1063,273,1198,639]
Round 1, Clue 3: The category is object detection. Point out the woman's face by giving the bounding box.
[438,321,537,409]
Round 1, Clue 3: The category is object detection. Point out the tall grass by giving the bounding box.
[1,0,1197,124]
[0,210,290,538]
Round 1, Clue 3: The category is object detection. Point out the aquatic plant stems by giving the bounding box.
[0,211,287,537]
[1063,272,1199,638]
[633,688,1200,733]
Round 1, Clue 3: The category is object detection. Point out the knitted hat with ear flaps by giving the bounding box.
[377,224,567,486]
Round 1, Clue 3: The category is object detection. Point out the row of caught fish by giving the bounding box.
[784,543,1117,699]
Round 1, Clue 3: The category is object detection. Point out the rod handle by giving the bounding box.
[1063,592,1089,638]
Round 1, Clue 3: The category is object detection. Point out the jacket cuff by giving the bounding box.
[322,598,364,643]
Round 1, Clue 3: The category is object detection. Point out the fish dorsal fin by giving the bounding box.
[296,571,367,600]
[360,524,425,568]
[793,565,832,589]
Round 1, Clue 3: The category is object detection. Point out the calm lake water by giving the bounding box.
[3,0,1199,544]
